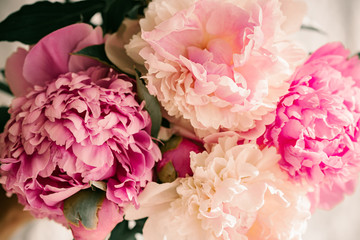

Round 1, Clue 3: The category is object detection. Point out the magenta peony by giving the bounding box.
[0,23,161,239]
[119,0,307,139]
[261,42,360,210]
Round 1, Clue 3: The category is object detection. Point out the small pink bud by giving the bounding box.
[70,198,123,240]
[157,135,204,182]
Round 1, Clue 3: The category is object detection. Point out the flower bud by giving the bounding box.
[157,135,204,182]
[69,198,123,240]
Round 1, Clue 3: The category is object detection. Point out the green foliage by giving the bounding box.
[0,0,105,44]
[0,82,12,96]
[101,0,147,33]
[160,135,182,153]
[109,218,147,240]
[0,107,10,133]
[135,70,162,138]
[63,188,106,229]
[73,44,120,70]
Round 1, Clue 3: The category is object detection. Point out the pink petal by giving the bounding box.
[72,142,113,168]
[5,47,33,96]
[23,24,97,86]
[68,26,104,72]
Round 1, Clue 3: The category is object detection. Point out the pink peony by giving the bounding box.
[125,136,310,240]
[0,23,161,238]
[0,66,160,222]
[261,42,360,210]
[122,0,307,139]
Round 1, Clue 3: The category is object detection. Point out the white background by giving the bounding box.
[1,0,360,239]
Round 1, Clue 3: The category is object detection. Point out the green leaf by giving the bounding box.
[160,135,182,153]
[157,161,177,183]
[73,44,120,70]
[300,25,326,35]
[101,0,145,33]
[0,0,105,44]
[63,188,106,229]
[109,219,147,240]
[0,107,10,133]
[0,82,12,95]
[135,70,162,138]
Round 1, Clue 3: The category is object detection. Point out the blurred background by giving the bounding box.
[1,0,360,239]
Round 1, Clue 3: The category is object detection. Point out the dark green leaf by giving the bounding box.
[300,25,326,35]
[101,0,145,33]
[73,44,120,70]
[63,188,105,229]
[109,218,147,240]
[0,82,12,95]
[0,0,105,44]
[135,70,162,138]
[0,107,10,133]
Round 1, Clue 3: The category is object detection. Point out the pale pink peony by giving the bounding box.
[261,42,360,210]
[0,23,161,238]
[122,0,307,139]
[125,136,311,240]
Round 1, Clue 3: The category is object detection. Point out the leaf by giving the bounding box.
[0,82,12,96]
[157,161,177,183]
[109,218,147,240]
[0,107,10,133]
[0,0,105,44]
[101,0,145,33]
[300,25,326,35]
[73,44,120,70]
[160,135,182,153]
[135,70,162,138]
[63,188,106,229]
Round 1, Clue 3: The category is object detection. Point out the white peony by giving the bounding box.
[125,136,311,240]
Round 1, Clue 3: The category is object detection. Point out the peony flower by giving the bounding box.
[0,66,160,223]
[0,23,161,238]
[125,136,311,240]
[261,42,360,210]
[156,135,204,182]
[117,0,307,139]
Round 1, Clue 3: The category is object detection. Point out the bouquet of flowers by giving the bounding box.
[1,0,360,239]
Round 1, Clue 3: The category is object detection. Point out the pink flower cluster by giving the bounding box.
[2,0,360,239]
